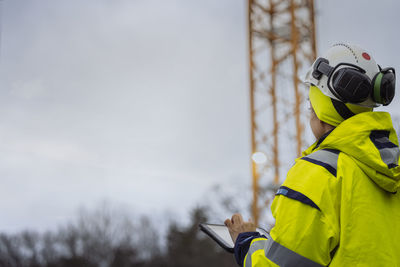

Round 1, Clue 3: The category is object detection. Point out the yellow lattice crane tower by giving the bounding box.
[248,0,317,225]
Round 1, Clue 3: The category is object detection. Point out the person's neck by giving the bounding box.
[320,128,334,141]
[313,128,335,151]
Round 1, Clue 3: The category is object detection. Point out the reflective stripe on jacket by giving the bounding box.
[241,111,400,266]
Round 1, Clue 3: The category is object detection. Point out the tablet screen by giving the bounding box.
[206,224,234,247]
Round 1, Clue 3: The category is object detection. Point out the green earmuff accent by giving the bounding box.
[373,72,384,104]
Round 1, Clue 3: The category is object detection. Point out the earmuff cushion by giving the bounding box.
[372,73,384,104]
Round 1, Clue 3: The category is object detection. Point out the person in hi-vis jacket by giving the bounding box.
[225,43,400,266]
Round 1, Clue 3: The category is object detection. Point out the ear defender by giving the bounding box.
[330,68,371,103]
[312,57,396,106]
[371,67,396,106]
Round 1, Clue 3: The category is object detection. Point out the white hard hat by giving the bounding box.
[303,43,395,107]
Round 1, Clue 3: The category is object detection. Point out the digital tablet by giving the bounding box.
[199,223,270,253]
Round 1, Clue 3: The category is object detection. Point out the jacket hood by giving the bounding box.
[303,112,400,193]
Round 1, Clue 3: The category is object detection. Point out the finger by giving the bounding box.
[243,222,256,232]
[231,213,243,224]
[224,219,232,227]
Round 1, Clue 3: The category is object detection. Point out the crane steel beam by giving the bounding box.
[248,0,316,225]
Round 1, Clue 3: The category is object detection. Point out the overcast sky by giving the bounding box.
[0,0,399,232]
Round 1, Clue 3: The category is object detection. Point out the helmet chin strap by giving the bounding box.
[330,99,355,120]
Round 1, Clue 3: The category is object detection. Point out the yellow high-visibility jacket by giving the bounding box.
[236,111,400,266]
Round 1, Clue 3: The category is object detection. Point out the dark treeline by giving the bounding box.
[0,205,236,267]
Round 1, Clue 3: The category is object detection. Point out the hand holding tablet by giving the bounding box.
[199,223,269,253]
[224,213,256,243]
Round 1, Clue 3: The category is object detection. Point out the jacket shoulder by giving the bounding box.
[280,149,342,215]
[299,148,341,177]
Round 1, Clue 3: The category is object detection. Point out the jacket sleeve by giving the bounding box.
[240,158,340,267]
[234,232,264,266]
